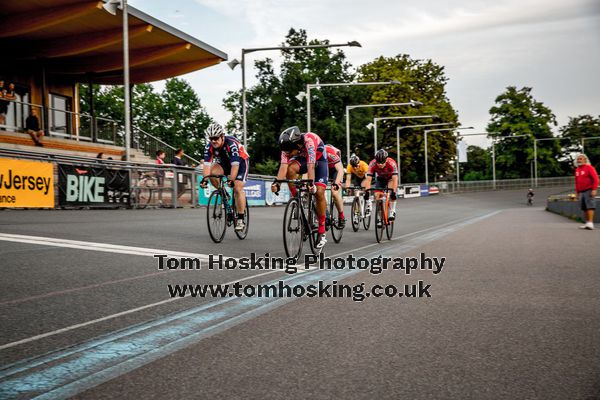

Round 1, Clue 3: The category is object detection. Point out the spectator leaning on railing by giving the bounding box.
[25,108,44,147]
[575,153,599,230]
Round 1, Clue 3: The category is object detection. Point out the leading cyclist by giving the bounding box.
[271,126,328,249]
[201,123,250,231]
[364,149,399,221]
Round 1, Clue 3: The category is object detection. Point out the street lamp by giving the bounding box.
[297,80,401,132]
[396,123,454,184]
[102,0,131,161]
[367,114,437,155]
[533,137,577,187]
[581,136,600,153]
[345,100,422,165]
[228,41,362,148]
[423,127,473,186]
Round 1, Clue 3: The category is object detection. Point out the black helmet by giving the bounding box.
[279,126,303,152]
[350,154,360,167]
[375,149,388,164]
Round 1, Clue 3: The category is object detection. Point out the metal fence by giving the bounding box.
[406,176,575,194]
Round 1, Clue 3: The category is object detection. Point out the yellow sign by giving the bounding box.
[0,159,54,208]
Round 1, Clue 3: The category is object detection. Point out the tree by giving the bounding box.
[487,86,562,179]
[223,28,368,174]
[358,55,459,182]
[79,79,212,160]
[461,145,492,181]
[560,114,600,170]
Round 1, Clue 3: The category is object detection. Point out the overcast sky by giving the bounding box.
[129,0,600,148]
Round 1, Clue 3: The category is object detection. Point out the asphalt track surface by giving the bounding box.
[1,186,599,399]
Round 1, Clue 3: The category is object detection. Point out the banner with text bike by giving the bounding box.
[0,158,54,208]
[58,164,130,208]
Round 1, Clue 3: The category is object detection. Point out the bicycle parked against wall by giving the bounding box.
[275,179,320,260]
[349,186,371,232]
[131,171,159,209]
[368,188,395,243]
[201,174,249,243]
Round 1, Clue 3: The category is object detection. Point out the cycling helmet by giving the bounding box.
[205,123,225,140]
[279,126,304,152]
[375,149,388,164]
[349,154,360,167]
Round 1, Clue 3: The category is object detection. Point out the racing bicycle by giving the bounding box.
[349,186,371,231]
[368,188,395,243]
[131,171,159,209]
[276,179,320,260]
[202,174,249,243]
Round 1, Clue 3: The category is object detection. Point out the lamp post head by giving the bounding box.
[227,59,241,70]
[389,80,401,85]
[347,41,362,47]
[409,99,423,106]
[366,122,374,130]
[295,92,306,102]
[102,0,121,15]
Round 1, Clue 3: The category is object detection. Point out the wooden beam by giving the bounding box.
[32,25,153,58]
[46,43,193,74]
[0,2,104,39]
[91,58,223,84]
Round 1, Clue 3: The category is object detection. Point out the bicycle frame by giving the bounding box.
[276,179,315,236]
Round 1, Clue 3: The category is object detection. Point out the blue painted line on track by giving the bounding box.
[0,211,498,399]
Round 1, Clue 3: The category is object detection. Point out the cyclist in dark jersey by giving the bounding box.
[201,123,250,231]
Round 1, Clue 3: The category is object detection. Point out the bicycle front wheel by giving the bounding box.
[283,198,303,260]
[133,187,151,209]
[330,201,344,243]
[207,190,227,243]
[234,198,250,240]
[363,201,371,230]
[375,201,384,243]
[351,197,360,232]
[308,201,321,255]
[386,214,394,240]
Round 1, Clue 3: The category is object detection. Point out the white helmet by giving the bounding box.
[205,123,224,140]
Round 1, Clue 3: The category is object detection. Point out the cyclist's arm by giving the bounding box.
[388,175,398,190]
[364,175,373,190]
[229,164,240,182]
[334,162,344,186]
[203,163,212,179]
[276,163,288,181]
[344,171,352,188]
[306,162,315,182]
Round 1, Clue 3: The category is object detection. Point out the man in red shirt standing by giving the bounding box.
[575,153,599,230]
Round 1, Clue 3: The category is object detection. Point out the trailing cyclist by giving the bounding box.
[364,149,399,221]
[201,123,249,231]
[324,144,346,228]
[344,154,371,215]
[271,126,328,249]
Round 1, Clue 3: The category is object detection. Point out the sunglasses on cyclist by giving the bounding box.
[209,136,221,142]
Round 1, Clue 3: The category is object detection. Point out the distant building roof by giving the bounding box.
[0,0,228,84]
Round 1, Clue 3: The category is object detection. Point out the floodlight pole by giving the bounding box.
[123,0,131,161]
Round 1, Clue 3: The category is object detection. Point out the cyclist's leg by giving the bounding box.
[314,157,329,236]
[208,163,225,188]
[287,158,304,197]
[387,175,398,220]
[233,159,248,215]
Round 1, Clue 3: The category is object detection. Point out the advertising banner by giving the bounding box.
[0,158,54,208]
[420,185,430,197]
[197,176,266,206]
[265,181,291,205]
[58,164,130,207]
[403,185,421,199]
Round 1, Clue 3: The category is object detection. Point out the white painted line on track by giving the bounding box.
[0,211,498,351]
[0,233,212,261]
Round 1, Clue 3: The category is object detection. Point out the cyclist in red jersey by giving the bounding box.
[271,126,328,249]
[364,149,399,221]
[324,144,346,227]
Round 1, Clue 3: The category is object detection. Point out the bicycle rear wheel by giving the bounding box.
[330,201,344,243]
[234,198,250,240]
[207,190,227,243]
[375,201,384,243]
[283,198,303,260]
[351,197,360,232]
[133,188,151,209]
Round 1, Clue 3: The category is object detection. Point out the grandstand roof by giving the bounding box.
[0,0,227,84]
